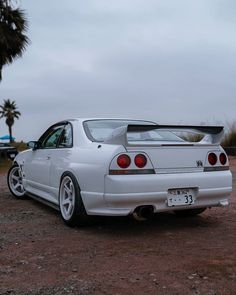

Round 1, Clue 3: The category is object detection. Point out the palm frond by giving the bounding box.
[0,0,29,80]
[0,98,21,121]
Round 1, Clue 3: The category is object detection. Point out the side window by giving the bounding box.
[58,124,73,148]
[41,125,64,149]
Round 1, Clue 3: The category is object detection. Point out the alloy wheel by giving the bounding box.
[8,166,25,197]
[59,176,76,220]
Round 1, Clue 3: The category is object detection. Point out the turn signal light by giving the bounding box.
[117,154,131,169]
[134,154,147,168]
[219,153,227,165]
[208,153,217,166]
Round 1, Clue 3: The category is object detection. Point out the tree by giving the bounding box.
[0,99,21,142]
[0,0,29,81]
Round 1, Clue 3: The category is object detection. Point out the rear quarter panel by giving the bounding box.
[54,143,125,195]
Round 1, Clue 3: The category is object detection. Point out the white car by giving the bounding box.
[7,118,232,226]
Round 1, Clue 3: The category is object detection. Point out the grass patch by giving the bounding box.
[11,141,28,151]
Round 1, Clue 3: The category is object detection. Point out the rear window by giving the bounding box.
[83,120,184,142]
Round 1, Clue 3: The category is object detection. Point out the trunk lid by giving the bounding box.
[127,144,220,173]
[104,124,224,173]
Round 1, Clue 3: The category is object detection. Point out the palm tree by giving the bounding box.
[0,0,29,81]
[0,99,21,142]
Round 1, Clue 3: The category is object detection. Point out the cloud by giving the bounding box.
[0,0,235,140]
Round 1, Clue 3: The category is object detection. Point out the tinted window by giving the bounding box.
[58,124,73,148]
[40,125,64,149]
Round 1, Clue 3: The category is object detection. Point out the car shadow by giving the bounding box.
[77,211,220,237]
[25,196,221,236]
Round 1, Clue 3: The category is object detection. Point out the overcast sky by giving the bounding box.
[0,0,235,141]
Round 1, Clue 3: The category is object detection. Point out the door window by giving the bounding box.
[58,124,73,148]
[40,125,64,149]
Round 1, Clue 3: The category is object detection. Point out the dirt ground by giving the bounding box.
[0,160,235,295]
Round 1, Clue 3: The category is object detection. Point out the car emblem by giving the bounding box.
[196,160,203,167]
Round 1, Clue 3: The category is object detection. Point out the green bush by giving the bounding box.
[221,123,236,147]
[11,141,28,151]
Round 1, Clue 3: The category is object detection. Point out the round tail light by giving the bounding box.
[134,154,147,168]
[208,153,217,166]
[117,154,131,169]
[219,153,227,165]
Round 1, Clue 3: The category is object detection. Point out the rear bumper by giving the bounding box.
[82,170,232,216]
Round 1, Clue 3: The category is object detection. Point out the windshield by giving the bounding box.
[83,120,184,142]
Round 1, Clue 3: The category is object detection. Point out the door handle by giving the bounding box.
[46,156,51,160]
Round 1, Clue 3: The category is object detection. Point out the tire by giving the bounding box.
[7,164,26,199]
[174,207,206,217]
[59,172,91,227]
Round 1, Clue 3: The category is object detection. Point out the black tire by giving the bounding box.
[59,172,92,227]
[174,207,206,217]
[7,164,26,199]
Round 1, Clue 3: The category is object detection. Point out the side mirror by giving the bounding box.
[27,141,39,150]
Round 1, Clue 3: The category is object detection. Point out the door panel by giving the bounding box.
[23,149,51,192]
[23,124,65,197]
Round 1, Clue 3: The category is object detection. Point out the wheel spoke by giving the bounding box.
[64,183,71,196]
[13,182,21,190]
[68,203,73,215]
[70,182,74,194]
[12,175,19,181]
[20,184,24,192]
[62,198,70,206]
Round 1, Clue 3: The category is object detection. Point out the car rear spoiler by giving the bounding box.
[104,124,224,146]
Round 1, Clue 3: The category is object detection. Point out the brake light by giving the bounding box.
[117,154,131,169]
[134,154,147,168]
[219,153,227,165]
[208,153,217,165]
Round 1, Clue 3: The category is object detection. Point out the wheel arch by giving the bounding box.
[13,160,19,166]
[58,170,84,203]
[58,169,91,226]
[59,170,81,191]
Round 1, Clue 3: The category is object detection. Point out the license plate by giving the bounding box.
[167,189,195,207]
